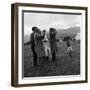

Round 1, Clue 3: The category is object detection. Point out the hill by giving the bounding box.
[56,27,80,39]
[24,27,80,43]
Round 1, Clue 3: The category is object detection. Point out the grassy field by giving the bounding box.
[24,41,80,77]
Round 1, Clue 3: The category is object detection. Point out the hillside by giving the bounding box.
[56,27,80,38]
[24,27,80,43]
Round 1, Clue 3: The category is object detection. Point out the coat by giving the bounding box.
[34,33,45,58]
[49,30,58,53]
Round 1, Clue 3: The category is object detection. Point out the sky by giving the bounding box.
[24,12,82,35]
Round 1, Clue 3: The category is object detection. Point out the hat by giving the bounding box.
[49,28,56,34]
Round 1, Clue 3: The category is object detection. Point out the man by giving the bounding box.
[49,28,58,61]
[30,26,37,67]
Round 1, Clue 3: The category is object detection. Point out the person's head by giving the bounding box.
[43,30,46,32]
[32,26,37,32]
[49,28,56,35]
[42,30,46,34]
[36,28,41,34]
[42,30,46,36]
[49,28,56,32]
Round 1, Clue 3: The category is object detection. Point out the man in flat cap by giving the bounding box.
[30,26,37,67]
[49,28,58,61]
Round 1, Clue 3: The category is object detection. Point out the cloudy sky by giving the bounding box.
[24,12,82,35]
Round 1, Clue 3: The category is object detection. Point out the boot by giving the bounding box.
[52,53,56,61]
[46,56,49,61]
[43,56,47,62]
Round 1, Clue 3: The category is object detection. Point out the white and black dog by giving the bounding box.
[63,36,73,57]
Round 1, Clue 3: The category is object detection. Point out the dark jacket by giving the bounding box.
[49,30,58,53]
[30,32,35,48]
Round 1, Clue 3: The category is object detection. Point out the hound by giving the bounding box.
[63,36,73,57]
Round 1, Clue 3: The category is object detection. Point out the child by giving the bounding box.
[42,30,50,61]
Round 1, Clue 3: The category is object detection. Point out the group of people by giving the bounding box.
[30,26,73,67]
[30,26,59,67]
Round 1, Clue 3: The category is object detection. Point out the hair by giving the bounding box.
[42,30,46,33]
[32,26,37,31]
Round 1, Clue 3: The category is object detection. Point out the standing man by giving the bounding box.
[30,26,37,67]
[49,28,58,61]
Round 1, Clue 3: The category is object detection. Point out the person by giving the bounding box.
[30,26,37,67]
[42,30,51,61]
[49,28,58,61]
[34,28,45,65]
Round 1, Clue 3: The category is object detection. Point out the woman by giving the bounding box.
[49,28,58,61]
[34,28,45,65]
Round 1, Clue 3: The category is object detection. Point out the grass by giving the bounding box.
[24,41,80,77]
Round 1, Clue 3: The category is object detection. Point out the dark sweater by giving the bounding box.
[30,32,35,47]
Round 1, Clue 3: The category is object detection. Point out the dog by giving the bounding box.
[63,36,73,57]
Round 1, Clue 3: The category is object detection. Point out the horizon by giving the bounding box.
[24,26,80,43]
[24,26,80,36]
